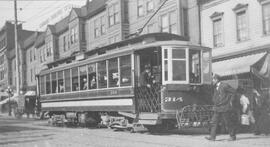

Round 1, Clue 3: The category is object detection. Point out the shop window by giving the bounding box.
[137,0,144,17]
[88,63,97,89]
[72,67,79,91]
[262,3,270,35]
[120,55,131,86]
[98,61,107,88]
[108,58,119,87]
[64,69,71,92]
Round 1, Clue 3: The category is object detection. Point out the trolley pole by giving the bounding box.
[14,0,20,95]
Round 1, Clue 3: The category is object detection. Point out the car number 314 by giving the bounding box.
[164,97,183,102]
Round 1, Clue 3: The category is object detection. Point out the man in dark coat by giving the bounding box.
[205,74,238,141]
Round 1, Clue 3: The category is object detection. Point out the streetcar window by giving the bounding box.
[72,67,79,91]
[164,60,168,81]
[108,58,119,87]
[98,61,107,88]
[164,49,168,81]
[64,69,71,92]
[189,49,201,83]
[58,71,64,93]
[202,50,211,84]
[88,63,96,89]
[40,75,45,95]
[120,55,131,86]
[80,65,88,90]
[172,49,186,81]
[45,74,51,94]
[51,72,57,93]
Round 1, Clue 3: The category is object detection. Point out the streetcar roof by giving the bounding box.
[40,33,209,75]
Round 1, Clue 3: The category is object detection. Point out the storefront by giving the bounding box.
[212,51,270,98]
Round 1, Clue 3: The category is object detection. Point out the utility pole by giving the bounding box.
[14,0,20,95]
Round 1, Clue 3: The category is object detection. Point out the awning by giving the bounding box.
[213,52,266,76]
[251,52,270,79]
[24,91,36,96]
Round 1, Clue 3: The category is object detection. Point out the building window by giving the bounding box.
[137,0,144,17]
[94,19,100,38]
[213,18,223,47]
[63,36,66,51]
[147,0,154,13]
[233,4,249,42]
[109,3,120,26]
[263,3,270,35]
[101,16,106,35]
[236,11,248,41]
[70,27,78,44]
[160,11,177,34]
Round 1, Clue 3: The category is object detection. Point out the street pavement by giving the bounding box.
[0,113,270,147]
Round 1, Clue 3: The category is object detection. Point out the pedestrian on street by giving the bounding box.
[205,74,238,141]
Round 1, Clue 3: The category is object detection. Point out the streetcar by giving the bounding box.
[37,33,213,131]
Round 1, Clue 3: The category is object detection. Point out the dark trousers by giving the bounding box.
[209,111,237,139]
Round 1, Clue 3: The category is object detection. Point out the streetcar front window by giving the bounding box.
[202,50,211,84]
[172,49,186,81]
[189,49,201,83]
[162,47,187,83]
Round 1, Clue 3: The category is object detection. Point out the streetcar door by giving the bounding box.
[134,47,162,113]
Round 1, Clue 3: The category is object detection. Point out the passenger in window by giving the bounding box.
[83,78,88,90]
[90,76,97,89]
[112,73,120,86]
[59,83,65,93]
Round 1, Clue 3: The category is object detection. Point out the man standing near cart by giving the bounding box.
[205,74,238,141]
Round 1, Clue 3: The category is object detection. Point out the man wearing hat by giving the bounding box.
[205,74,238,141]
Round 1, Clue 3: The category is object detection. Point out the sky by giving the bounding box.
[0,0,86,31]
